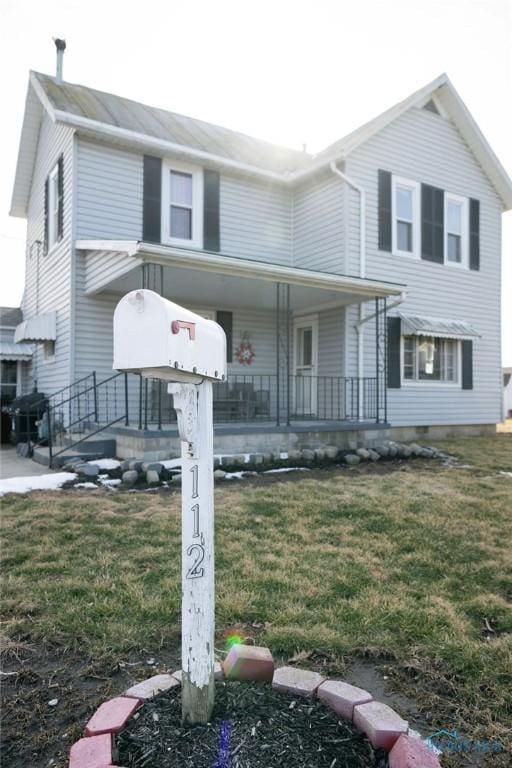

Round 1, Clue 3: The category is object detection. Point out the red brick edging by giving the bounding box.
[68,646,440,768]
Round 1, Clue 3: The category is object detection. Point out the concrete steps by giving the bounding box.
[32,434,116,467]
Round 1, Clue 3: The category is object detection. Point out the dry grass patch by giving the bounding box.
[1,435,512,765]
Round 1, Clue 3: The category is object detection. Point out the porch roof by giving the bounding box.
[0,341,33,361]
[76,240,406,310]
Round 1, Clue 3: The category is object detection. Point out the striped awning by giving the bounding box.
[14,311,56,342]
[0,341,33,361]
[399,313,480,340]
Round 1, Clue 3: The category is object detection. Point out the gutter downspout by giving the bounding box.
[329,162,367,419]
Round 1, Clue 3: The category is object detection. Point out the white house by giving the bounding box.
[8,52,512,463]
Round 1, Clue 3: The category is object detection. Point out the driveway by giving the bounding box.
[0,445,54,480]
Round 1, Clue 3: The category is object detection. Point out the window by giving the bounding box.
[403,335,459,383]
[43,340,55,362]
[392,176,420,258]
[0,360,18,405]
[161,161,203,247]
[48,163,60,250]
[445,193,469,268]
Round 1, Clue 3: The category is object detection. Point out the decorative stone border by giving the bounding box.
[68,645,441,768]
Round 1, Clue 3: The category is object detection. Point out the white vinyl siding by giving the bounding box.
[220,175,292,265]
[344,104,502,426]
[22,114,74,395]
[76,140,143,240]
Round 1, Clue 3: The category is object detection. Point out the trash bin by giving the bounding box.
[9,391,48,444]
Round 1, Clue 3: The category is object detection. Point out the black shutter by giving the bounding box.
[143,155,162,243]
[216,311,232,363]
[421,184,444,262]
[43,176,49,254]
[378,170,392,252]
[469,199,480,271]
[57,155,64,241]
[204,170,220,251]
[387,316,401,388]
[462,340,473,389]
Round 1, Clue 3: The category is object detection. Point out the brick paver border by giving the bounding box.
[68,646,441,767]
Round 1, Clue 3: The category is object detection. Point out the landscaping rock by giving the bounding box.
[400,446,413,458]
[250,453,264,465]
[324,445,339,460]
[142,462,163,473]
[125,674,180,700]
[345,454,361,465]
[368,449,380,461]
[288,449,302,461]
[389,734,441,767]
[314,448,326,461]
[223,645,274,682]
[387,443,399,457]
[85,695,141,736]
[120,459,134,471]
[301,449,316,462]
[272,666,324,697]
[374,444,390,457]
[146,469,160,485]
[408,443,423,458]
[122,470,139,487]
[83,464,100,478]
[356,448,371,460]
[317,680,373,720]
[353,700,408,751]
[230,454,248,467]
[128,460,143,472]
[214,469,226,480]
[262,452,273,463]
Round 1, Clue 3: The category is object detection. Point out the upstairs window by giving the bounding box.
[391,176,420,258]
[45,156,64,253]
[403,335,459,383]
[161,160,203,247]
[445,193,469,268]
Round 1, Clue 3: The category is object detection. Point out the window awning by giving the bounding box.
[0,341,33,361]
[399,313,480,340]
[14,311,56,343]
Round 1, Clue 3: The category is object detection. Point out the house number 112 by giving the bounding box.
[186,464,205,579]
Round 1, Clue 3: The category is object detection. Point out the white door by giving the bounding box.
[293,315,318,416]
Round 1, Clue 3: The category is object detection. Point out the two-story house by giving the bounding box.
[9,60,512,463]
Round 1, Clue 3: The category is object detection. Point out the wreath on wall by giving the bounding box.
[236,332,255,366]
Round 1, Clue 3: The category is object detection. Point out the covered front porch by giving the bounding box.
[75,240,405,431]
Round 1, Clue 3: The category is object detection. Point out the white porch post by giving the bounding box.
[170,380,215,724]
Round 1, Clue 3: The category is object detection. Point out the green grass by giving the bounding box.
[2,435,512,759]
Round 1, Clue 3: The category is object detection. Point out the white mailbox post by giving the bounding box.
[113,289,227,724]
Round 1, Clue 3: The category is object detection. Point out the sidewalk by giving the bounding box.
[0,445,55,480]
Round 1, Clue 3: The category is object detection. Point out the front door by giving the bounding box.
[293,315,318,416]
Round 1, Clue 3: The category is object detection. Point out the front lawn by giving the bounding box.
[1,435,511,767]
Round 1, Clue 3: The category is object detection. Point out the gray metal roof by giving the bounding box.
[33,72,311,174]
[0,307,22,327]
[399,313,480,340]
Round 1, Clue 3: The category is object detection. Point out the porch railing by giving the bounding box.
[143,373,379,425]
[21,371,383,466]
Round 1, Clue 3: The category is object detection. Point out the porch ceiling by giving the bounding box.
[76,240,406,311]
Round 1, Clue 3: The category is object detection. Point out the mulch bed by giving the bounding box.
[118,680,388,768]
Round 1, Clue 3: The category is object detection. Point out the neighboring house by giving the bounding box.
[0,306,33,443]
[8,58,512,462]
[504,367,512,420]
[0,307,33,406]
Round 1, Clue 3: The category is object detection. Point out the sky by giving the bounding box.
[0,0,511,363]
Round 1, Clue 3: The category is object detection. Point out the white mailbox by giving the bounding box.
[113,289,227,382]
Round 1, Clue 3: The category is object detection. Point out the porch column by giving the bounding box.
[140,263,165,428]
[276,283,291,426]
[375,297,388,423]
[141,262,164,294]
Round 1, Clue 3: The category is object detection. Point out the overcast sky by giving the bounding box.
[0,0,510,363]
